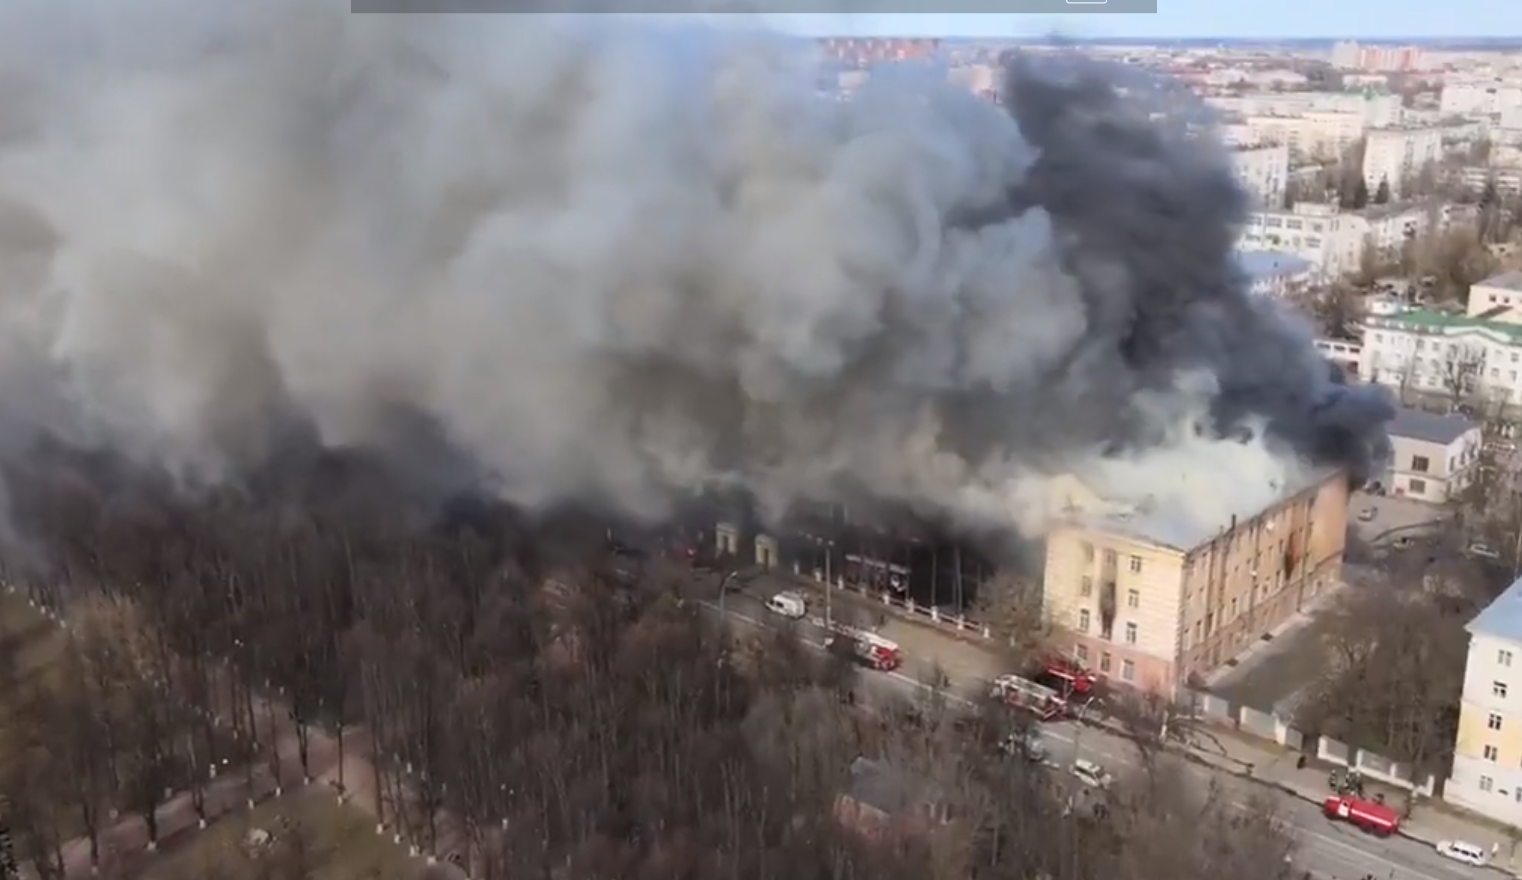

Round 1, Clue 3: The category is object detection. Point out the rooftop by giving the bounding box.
[1369,309,1522,345]
[1350,201,1424,222]
[1477,270,1522,293]
[1469,577,1522,644]
[1387,407,1477,446]
[1237,249,1311,280]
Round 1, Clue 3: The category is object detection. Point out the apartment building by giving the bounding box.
[1042,469,1349,696]
[1457,165,1522,196]
[1441,81,1522,119]
[1240,201,1433,280]
[1236,112,1368,162]
[1363,127,1444,198]
[1208,91,1401,127]
[1238,249,1311,298]
[1230,144,1289,208]
[1381,407,1481,503]
[1332,42,1426,73]
[1360,273,1522,404]
[1446,578,1522,826]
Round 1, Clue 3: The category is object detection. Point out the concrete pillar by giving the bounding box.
[930,607,940,622]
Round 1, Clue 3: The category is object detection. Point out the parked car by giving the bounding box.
[1435,840,1487,867]
[1071,759,1112,790]
[1391,536,1415,549]
[764,591,806,619]
[1468,542,1501,560]
[1357,507,1377,522]
[1000,729,1047,763]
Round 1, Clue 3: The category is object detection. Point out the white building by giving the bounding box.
[1362,127,1444,198]
[1381,407,1481,503]
[1208,91,1401,127]
[1240,201,1433,280]
[1237,112,1368,162]
[1457,165,1522,196]
[1441,82,1522,119]
[1446,579,1522,828]
[1230,144,1289,208]
[1360,279,1522,405]
[1468,271,1522,316]
[1237,249,1311,298]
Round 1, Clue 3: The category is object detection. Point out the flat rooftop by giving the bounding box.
[1062,465,1341,553]
[1478,270,1522,293]
[1470,577,1522,644]
[1388,407,1477,446]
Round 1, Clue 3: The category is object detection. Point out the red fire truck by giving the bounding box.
[990,674,1067,721]
[1322,795,1399,837]
[1031,654,1099,698]
[823,624,903,672]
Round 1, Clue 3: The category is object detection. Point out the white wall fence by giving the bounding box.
[1181,688,1439,797]
[778,551,1441,798]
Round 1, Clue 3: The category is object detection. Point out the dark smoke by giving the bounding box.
[0,4,1391,551]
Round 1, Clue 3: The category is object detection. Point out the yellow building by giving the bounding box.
[1042,469,1349,696]
[1446,578,1522,826]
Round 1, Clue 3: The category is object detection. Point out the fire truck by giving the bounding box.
[823,623,904,672]
[989,674,1067,721]
[1031,654,1099,698]
[1321,795,1399,837]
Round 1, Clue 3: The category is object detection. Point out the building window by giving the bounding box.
[1496,681,1509,698]
[1485,744,1499,761]
[1081,576,1093,597]
[1129,555,1142,574]
[1076,644,1088,662]
[1081,541,1094,562]
[1100,653,1112,673]
[1490,713,1504,731]
[1502,650,1514,667]
[1481,775,1495,792]
[1121,659,1136,682]
[1125,622,1138,644]
[1410,478,1427,494]
[1127,589,1140,609]
[1103,550,1117,568]
[1078,609,1091,632]
[1411,455,1430,472]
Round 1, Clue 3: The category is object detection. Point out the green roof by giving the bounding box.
[1372,309,1522,345]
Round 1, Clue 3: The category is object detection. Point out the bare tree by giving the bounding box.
[1439,345,1486,408]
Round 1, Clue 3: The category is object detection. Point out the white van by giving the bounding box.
[765,591,806,619]
[1071,759,1112,790]
[1436,840,1487,867]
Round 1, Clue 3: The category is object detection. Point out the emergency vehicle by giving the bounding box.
[1321,795,1399,837]
[1031,655,1099,698]
[823,623,903,672]
[989,674,1067,721]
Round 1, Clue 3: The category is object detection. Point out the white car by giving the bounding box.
[1436,840,1487,867]
[1071,758,1112,790]
[764,591,806,619]
[1357,507,1377,522]
[1468,542,1501,560]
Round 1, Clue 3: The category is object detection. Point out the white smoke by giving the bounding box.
[0,2,1390,544]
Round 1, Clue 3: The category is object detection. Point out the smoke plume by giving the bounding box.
[0,3,1392,544]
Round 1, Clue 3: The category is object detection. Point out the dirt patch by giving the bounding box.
[138,789,416,880]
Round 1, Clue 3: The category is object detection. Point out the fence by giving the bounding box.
[1179,687,1439,797]
[780,554,1442,798]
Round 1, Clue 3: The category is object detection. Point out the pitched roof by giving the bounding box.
[1470,577,1522,643]
[1387,407,1477,446]
[1368,309,1522,345]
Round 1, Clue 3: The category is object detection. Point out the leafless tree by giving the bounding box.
[1439,345,1486,408]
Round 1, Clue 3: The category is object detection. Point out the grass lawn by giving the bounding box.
[139,789,418,880]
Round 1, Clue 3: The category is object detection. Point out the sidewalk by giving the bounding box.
[766,574,1522,871]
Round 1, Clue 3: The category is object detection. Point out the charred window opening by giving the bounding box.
[1281,530,1305,580]
[1098,578,1117,640]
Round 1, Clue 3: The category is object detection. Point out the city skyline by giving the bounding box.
[766,4,1522,41]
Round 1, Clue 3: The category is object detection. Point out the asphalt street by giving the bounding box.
[704,585,1495,880]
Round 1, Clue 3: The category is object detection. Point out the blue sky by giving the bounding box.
[765,4,1522,40]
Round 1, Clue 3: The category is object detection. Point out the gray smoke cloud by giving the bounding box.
[0,2,1393,542]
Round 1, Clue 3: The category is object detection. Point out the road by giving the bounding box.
[704,582,1494,880]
